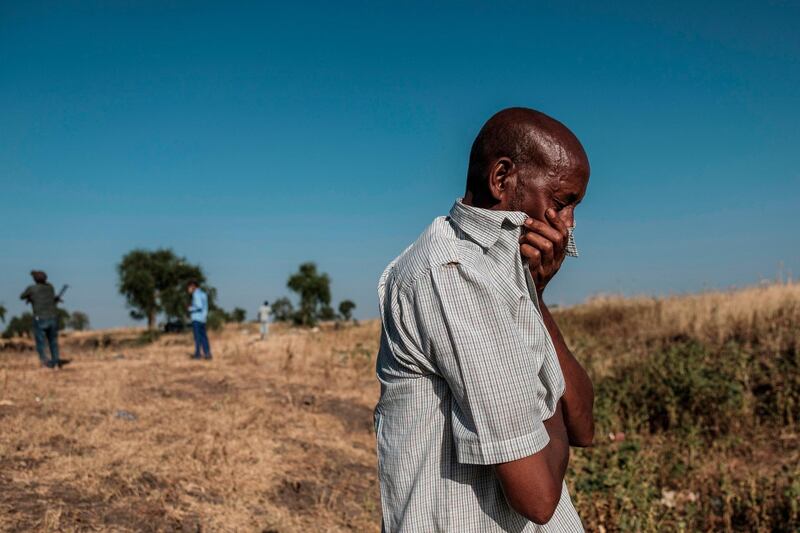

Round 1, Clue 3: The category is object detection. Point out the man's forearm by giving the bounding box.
[539,298,595,447]
[495,401,570,523]
[542,400,570,481]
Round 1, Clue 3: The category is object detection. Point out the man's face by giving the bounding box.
[187,285,195,294]
[510,162,589,229]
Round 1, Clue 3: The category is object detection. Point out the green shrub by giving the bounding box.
[749,342,800,426]
[596,341,746,439]
[570,437,662,531]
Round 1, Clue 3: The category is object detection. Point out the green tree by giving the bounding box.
[338,300,356,321]
[68,311,90,331]
[287,262,331,326]
[270,297,294,322]
[117,249,209,330]
[0,303,6,323]
[230,307,247,323]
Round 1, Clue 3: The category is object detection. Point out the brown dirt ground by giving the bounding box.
[0,321,382,532]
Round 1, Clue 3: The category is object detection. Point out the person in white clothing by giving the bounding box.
[258,301,272,340]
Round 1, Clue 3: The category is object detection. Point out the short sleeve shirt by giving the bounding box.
[374,200,584,532]
[20,283,58,320]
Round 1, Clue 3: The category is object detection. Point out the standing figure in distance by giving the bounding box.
[187,280,212,360]
[20,270,62,369]
[258,300,272,341]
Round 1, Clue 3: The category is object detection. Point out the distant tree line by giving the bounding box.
[2,308,90,339]
[207,306,248,330]
[2,252,354,339]
[118,250,353,331]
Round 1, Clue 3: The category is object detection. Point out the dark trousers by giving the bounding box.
[33,317,60,367]
[191,320,211,359]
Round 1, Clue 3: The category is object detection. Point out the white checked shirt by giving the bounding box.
[374,199,584,532]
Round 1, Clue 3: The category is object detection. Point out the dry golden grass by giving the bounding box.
[0,321,382,532]
[579,281,798,341]
[557,281,800,375]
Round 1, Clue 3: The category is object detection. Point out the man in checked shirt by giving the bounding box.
[375,107,594,532]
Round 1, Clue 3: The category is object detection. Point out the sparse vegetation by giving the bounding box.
[560,281,799,531]
[0,321,381,531]
[0,282,796,531]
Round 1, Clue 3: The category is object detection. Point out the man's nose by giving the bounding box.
[560,207,575,228]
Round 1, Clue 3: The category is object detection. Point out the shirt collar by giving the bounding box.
[449,199,528,249]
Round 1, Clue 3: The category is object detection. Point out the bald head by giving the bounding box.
[466,107,589,209]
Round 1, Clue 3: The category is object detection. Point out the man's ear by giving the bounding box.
[488,157,515,204]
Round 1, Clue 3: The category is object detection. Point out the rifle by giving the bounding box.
[56,284,69,303]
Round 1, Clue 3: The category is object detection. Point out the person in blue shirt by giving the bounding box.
[186,280,211,360]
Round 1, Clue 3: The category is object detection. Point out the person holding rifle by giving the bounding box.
[20,270,65,369]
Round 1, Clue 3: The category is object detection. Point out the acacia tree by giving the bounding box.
[117,249,209,330]
[287,262,331,326]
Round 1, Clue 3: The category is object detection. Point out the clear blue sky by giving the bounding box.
[2,1,798,328]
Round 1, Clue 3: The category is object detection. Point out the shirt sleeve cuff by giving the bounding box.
[454,421,551,465]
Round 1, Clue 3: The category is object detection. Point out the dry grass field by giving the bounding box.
[0,322,382,532]
[1,281,798,532]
